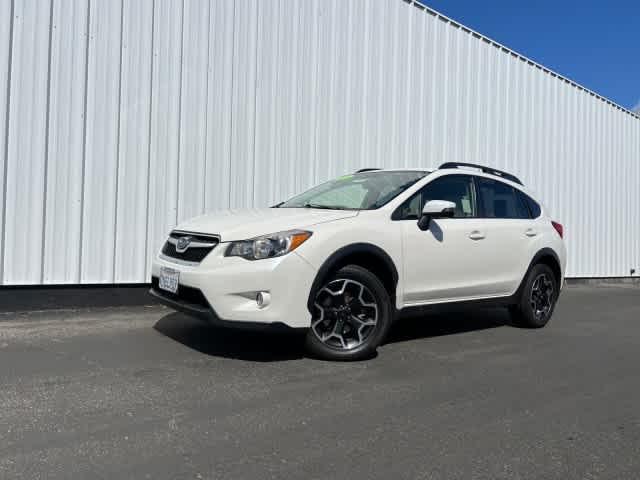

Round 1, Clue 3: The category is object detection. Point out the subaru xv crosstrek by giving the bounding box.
[150,162,566,360]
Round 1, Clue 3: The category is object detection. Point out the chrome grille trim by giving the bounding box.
[167,237,217,249]
[161,230,220,264]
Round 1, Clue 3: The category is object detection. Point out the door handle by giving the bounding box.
[468,230,485,240]
[525,228,538,237]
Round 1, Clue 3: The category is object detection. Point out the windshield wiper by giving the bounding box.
[303,203,352,210]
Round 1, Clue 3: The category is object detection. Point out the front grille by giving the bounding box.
[151,276,211,310]
[161,231,219,263]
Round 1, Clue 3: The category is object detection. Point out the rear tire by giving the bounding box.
[510,263,558,328]
[305,265,393,361]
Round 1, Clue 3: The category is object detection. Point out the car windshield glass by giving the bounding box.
[278,171,428,210]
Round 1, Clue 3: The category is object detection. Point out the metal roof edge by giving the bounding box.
[407,0,640,121]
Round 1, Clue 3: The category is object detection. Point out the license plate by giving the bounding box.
[159,267,180,294]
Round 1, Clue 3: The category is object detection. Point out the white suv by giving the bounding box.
[151,163,566,360]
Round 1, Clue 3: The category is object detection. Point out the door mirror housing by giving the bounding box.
[418,200,456,230]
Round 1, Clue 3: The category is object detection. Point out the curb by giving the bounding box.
[0,284,156,314]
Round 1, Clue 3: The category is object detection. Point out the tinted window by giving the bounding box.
[477,178,529,219]
[522,193,541,218]
[394,175,476,220]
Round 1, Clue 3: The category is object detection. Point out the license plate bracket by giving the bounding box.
[159,267,180,294]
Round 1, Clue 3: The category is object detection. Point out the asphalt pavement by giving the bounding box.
[1,285,639,479]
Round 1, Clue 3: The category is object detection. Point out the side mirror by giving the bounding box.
[417,200,456,230]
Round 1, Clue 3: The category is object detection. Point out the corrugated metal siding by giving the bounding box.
[0,0,639,285]
[42,0,88,283]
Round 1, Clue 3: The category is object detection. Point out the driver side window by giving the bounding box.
[393,175,476,220]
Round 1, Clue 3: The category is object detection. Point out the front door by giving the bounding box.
[396,174,494,305]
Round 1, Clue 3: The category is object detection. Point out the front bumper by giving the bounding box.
[149,278,212,319]
[151,245,317,329]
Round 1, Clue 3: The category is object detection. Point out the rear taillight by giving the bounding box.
[551,221,563,239]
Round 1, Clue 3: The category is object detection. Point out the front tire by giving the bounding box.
[305,265,393,361]
[510,263,558,328]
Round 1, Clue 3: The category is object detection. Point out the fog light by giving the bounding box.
[256,291,270,308]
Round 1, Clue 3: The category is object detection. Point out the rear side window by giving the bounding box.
[477,178,529,219]
[522,193,541,218]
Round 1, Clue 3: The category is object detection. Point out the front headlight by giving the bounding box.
[225,230,312,261]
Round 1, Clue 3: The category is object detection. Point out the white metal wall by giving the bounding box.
[0,0,639,285]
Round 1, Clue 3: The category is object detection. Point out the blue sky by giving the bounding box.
[423,0,640,112]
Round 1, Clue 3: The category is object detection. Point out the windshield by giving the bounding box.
[278,171,428,210]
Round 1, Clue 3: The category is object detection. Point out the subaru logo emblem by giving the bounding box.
[175,236,192,253]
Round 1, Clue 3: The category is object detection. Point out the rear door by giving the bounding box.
[474,177,536,296]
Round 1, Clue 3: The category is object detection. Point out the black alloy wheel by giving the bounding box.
[305,265,393,360]
[511,263,558,328]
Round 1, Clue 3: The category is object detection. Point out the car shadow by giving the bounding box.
[154,312,307,362]
[386,306,511,344]
[154,307,512,361]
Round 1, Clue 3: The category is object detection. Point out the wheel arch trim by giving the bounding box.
[515,247,562,298]
[306,243,399,313]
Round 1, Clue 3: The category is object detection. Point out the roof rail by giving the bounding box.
[355,168,381,173]
[438,162,523,185]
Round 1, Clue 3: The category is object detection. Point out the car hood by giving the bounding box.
[175,208,359,241]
